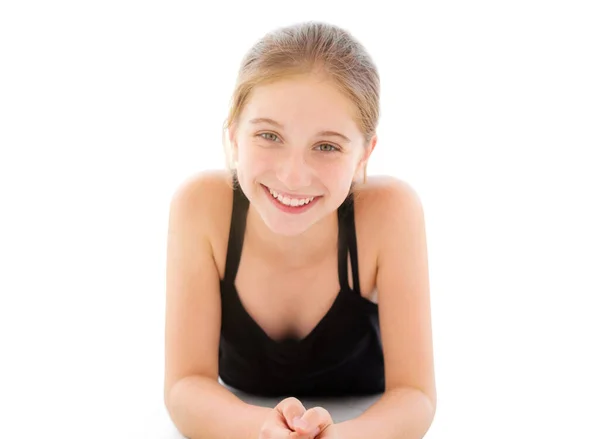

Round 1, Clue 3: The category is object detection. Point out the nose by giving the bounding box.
[275,149,312,190]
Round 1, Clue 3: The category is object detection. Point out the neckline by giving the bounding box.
[228,282,348,346]
[225,280,379,346]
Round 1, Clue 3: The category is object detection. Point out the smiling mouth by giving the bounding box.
[262,184,319,207]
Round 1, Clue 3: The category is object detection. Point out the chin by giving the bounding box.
[259,212,316,237]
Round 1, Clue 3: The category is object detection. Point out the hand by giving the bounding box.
[291,405,338,439]
[258,397,337,439]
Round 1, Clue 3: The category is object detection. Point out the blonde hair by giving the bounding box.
[222,21,380,183]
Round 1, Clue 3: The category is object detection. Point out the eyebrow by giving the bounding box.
[249,117,351,143]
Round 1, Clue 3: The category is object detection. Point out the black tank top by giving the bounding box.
[218,184,385,397]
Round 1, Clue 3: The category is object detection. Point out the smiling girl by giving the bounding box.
[164,21,436,439]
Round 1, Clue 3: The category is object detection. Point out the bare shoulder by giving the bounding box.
[348,175,425,298]
[168,169,235,278]
[168,169,234,242]
[353,174,425,234]
[171,170,233,220]
[354,174,422,202]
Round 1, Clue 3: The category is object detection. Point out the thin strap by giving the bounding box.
[345,194,362,295]
[337,203,350,291]
[223,184,249,284]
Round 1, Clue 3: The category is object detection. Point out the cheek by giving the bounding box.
[318,157,356,183]
[237,143,273,174]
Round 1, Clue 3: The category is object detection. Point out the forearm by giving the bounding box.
[336,387,435,439]
[166,375,271,439]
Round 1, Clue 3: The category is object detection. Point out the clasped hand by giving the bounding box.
[258,396,338,438]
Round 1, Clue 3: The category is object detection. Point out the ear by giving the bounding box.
[354,134,378,182]
[228,123,239,164]
[366,134,378,158]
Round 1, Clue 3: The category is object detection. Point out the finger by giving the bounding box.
[258,423,305,439]
[295,406,334,435]
[275,397,307,430]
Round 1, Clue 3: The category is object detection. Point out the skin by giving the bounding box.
[259,397,335,438]
[230,73,373,241]
[164,73,436,439]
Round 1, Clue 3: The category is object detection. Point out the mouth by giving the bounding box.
[260,184,321,213]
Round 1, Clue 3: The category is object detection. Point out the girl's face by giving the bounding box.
[230,74,376,237]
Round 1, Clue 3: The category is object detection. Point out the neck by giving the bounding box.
[245,207,338,268]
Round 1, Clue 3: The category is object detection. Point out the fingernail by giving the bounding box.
[311,427,321,437]
[292,417,309,429]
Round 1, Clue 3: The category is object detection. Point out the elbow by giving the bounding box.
[388,385,437,424]
[163,375,189,415]
[416,387,436,423]
[164,374,211,414]
[427,395,436,424]
[164,377,177,412]
[411,388,437,432]
[420,389,437,430]
[164,382,176,418]
[424,388,437,418]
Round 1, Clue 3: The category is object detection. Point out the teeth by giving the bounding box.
[268,187,315,207]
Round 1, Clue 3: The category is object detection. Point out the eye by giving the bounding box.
[315,143,339,152]
[258,132,279,142]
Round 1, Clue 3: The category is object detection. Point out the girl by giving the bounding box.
[164,21,436,439]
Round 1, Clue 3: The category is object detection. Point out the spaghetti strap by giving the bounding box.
[337,204,351,291]
[223,184,249,284]
[345,194,362,295]
[337,192,362,295]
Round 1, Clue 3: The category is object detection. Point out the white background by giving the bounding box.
[1,1,599,438]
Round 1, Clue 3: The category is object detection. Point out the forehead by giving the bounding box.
[240,75,361,136]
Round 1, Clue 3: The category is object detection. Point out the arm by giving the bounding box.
[338,178,437,439]
[163,174,270,439]
[335,387,434,439]
[167,374,271,439]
